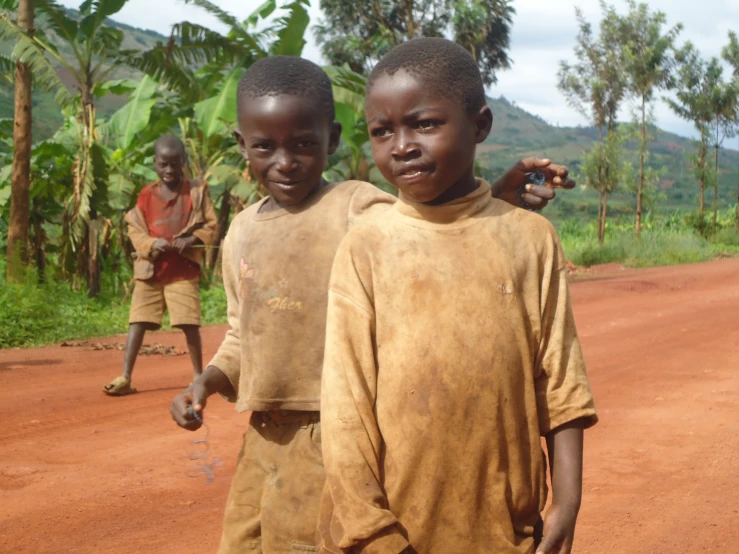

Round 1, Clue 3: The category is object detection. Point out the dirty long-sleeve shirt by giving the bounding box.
[318,180,598,554]
[208,181,395,412]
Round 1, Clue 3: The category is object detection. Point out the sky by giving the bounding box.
[59,0,739,142]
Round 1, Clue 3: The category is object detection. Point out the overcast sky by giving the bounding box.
[60,0,739,142]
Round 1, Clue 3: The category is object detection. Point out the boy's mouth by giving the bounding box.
[269,180,306,192]
[395,164,434,182]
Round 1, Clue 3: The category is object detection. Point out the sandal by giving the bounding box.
[102,376,138,396]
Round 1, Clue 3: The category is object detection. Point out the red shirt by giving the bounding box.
[137,180,201,283]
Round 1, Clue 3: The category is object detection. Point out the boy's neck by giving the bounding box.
[424,173,479,206]
[160,178,185,193]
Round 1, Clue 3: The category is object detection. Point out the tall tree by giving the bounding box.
[722,31,739,230]
[5,0,33,282]
[558,2,627,244]
[315,0,514,86]
[617,1,681,234]
[705,60,735,228]
[666,44,715,217]
[1,0,139,295]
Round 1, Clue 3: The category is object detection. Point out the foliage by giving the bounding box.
[315,0,514,86]
[615,1,681,233]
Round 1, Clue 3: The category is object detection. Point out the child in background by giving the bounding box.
[318,38,597,554]
[168,56,578,553]
[103,135,217,396]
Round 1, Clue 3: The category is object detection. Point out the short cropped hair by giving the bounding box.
[367,37,486,116]
[237,56,335,121]
[154,134,186,157]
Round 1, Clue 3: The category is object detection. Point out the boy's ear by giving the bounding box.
[234,128,249,161]
[474,106,493,144]
[328,121,342,155]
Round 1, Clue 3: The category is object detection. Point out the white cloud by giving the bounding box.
[58,0,739,144]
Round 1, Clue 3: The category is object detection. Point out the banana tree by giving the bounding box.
[0,0,142,295]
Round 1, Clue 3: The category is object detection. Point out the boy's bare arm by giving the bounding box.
[537,419,585,554]
[170,365,235,430]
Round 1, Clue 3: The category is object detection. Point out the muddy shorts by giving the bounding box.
[128,278,201,328]
[219,411,324,554]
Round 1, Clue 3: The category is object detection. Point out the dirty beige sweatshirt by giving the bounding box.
[208,180,394,412]
[318,180,598,554]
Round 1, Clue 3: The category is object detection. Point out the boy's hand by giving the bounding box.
[152,238,171,252]
[536,503,578,554]
[492,157,576,210]
[172,235,199,255]
[170,382,208,431]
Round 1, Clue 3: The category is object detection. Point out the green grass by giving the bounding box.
[557,210,739,268]
[0,265,228,349]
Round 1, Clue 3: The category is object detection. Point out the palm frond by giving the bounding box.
[35,0,80,48]
[0,53,13,85]
[126,47,201,99]
[169,21,257,66]
[180,0,241,31]
[11,34,74,106]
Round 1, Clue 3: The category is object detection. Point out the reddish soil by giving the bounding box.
[2,259,739,553]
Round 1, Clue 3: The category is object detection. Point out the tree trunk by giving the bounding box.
[713,142,719,230]
[33,198,45,283]
[601,190,610,243]
[7,0,35,282]
[88,214,101,298]
[698,138,706,214]
[597,189,604,245]
[636,95,646,235]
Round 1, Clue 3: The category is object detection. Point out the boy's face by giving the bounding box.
[235,94,341,207]
[366,70,492,204]
[154,147,185,188]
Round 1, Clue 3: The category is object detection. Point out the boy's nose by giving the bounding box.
[391,130,420,160]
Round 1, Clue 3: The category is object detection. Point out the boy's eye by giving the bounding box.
[415,119,441,131]
[297,140,317,148]
[252,143,272,151]
[370,127,390,138]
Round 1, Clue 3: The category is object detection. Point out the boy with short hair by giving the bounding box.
[168,56,578,553]
[318,38,597,554]
[103,135,217,396]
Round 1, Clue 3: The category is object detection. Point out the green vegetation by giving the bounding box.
[0,260,228,348]
[558,209,739,268]
[1,0,739,348]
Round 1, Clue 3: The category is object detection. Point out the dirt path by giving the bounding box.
[2,259,738,553]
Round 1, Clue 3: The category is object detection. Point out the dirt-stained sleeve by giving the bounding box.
[346,181,396,228]
[207,220,241,402]
[125,206,157,259]
[192,183,218,246]
[534,226,598,435]
[318,234,410,554]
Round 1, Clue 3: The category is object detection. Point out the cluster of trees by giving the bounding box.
[0,0,516,293]
[559,1,739,244]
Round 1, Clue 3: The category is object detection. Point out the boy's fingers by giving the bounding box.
[525,184,556,200]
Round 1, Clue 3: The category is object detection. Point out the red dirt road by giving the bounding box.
[2,259,738,553]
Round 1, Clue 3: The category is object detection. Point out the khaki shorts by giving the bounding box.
[219,412,324,554]
[128,278,201,328]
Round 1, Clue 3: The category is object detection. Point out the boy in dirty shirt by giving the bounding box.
[168,55,580,554]
[318,38,598,554]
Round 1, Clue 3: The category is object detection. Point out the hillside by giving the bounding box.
[2,12,737,217]
[480,96,739,218]
[0,8,166,138]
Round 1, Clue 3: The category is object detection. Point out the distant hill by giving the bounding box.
[2,12,737,216]
[479,97,739,217]
[0,8,166,138]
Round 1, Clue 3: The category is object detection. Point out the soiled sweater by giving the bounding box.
[208,181,394,412]
[318,180,598,554]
